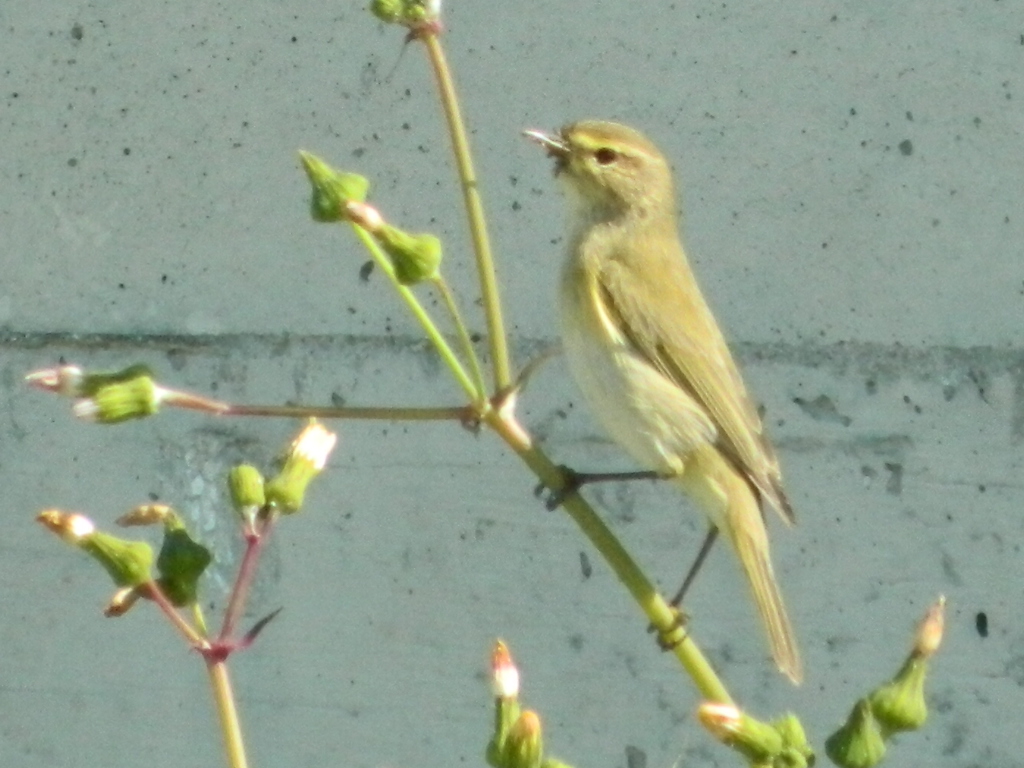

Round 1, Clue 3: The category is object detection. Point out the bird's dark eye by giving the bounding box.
[594,147,618,165]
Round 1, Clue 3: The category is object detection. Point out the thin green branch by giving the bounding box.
[485,408,734,706]
[225,403,470,420]
[432,275,487,402]
[206,660,249,768]
[419,31,511,392]
[350,224,483,404]
[164,384,473,421]
[144,580,206,646]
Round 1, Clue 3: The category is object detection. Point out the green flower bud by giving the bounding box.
[73,373,163,424]
[80,531,155,588]
[298,151,369,222]
[76,364,155,396]
[825,699,886,768]
[503,710,543,768]
[697,703,784,764]
[27,363,156,403]
[487,641,522,768]
[368,0,436,26]
[264,421,337,513]
[374,224,442,284]
[228,464,266,513]
[772,713,814,768]
[369,0,403,23]
[869,656,928,734]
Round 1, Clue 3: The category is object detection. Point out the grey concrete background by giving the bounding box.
[2,1,1022,767]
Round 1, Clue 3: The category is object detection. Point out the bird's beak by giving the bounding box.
[523,129,568,155]
[523,128,569,174]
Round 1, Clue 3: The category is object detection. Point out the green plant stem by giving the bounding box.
[206,659,249,768]
[351,224,482,403]
[161,384,472,421]
[419,31,511,392]
[193,603,211,637]
[432,275,487,403]
[144,580,206,646]
[485,410,734,706]
[225,403,471,420]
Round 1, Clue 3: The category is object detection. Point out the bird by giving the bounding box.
[525,120,802,684]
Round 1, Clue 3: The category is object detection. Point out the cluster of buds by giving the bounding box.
[697,704,812,768]
[299,150,442,285]
[369,0,441,29]
[825,597,946,768]
[36,421,337,620]
[486,641,570,768]
[118,504,213,608]
[38,504,215,616]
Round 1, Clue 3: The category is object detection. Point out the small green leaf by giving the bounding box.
[156,527,212,606]
[374,224,442,284]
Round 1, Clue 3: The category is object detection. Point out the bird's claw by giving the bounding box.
[648,605,689,651]
[534,465,581,510]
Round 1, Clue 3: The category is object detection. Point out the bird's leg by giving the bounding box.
[535,466,667,511]
[668,526,719,607]
[651,526,720,650]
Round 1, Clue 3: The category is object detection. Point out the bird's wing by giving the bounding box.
[596,248,794,523]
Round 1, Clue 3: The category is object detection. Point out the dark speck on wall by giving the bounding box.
[898,139,913,156]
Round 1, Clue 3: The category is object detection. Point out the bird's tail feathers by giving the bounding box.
[729,521,803,685]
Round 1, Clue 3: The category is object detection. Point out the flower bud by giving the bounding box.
[772,713,814,767]
[228,464,266,515]
[369,0,404,23]
[73,373,164,424]
[368,0,437,26]
[697,702,784,764]
[825,699,886,768]
[37,509,96,543]
[913,596,945,659]
[25,365,85,396]
[504,710,543,768]
[487,641,522,768]
[298,151,369,222]
[869,656,928,734]
[39,509,154,587]
[373,224,442,284]
[80,531,155,588]
[491,640,520,699]
[264,421,337,513]
[104,586,143,617]
[116,504,178,527]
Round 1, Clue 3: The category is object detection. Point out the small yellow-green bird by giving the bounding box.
[526,120,802,684]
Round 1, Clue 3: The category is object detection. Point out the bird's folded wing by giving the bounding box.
[596,253,794,523]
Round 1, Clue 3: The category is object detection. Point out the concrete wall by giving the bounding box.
[3,1,1021,766]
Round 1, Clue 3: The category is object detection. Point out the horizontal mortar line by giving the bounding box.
[2,331,1023,371]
